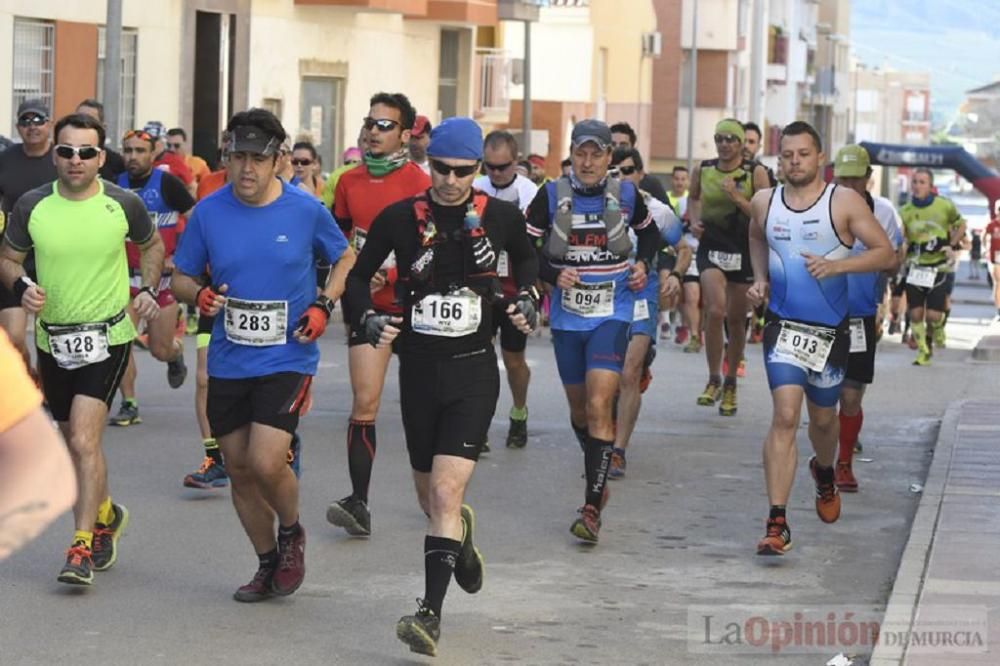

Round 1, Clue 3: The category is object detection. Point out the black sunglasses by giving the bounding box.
[617,165,638,175]
[291,158,314,166]
[55,144,102,160]
[167,142,183,150]
[430,160,479,178]
[714,134,741,144]
[484,161,513,172]
[18,115,48,127]
[363,117,400,132]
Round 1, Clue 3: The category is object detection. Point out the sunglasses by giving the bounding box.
[290,158,313,167]
[123,129,155,143]
[17,115,48,127]
[363,117,400,132]
[55,144,102,160]
[484,161,513,172]
[617,165,638,175]
[714,134,741,144]
[430,160,479,178]
[167,142,183,150]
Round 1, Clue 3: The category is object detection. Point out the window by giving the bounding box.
[97,26,138,134]
[11,18,54,135]
[438,29,460,119]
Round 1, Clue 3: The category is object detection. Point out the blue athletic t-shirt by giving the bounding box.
[173,182,348,379]
[847,195,902,317]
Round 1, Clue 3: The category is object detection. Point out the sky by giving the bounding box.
[849,0,1000,126]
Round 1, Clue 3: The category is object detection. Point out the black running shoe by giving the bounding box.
[92,502,129,571]
[505,417,527,449]
[325,495,371,536]
[57,543,94,586]
[454,504,484,594]
[396,599,441,657]
[166,341,187,389]
[109,400,141,426]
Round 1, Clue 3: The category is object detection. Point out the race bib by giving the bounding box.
[708,250,742,272]
[48,323,111,370]
[685,259,699,277]
[849,318,867,354]
[633,298,650,321]
[224,298,288,346]
[352,228,367,252]
[774,320,835,372]
[562,281,615,318]
[908,265,937,289]
[497,251,510,278]
[411,289,482,337]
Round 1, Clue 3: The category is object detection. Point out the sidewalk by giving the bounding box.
[871,398,1000,665]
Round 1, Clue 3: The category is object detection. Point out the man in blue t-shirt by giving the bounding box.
[172,109,353,603]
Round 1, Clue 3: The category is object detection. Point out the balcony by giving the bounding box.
[474,48,511,120]
[768,26,788,65]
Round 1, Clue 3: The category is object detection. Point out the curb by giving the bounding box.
[868,400,963,666]
[971,319,1000,362]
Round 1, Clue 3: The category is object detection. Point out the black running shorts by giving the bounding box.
[905,279,948,312]
[37,342,132,422]
[696,241,754,284]
[845,315,877,385]
[399,346,500,473]
[207,372,311,438]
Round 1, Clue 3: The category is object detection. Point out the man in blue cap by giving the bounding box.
[345,116,539,657]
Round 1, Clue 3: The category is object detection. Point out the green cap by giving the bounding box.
[714,119,745,143]
[834,145,871,178]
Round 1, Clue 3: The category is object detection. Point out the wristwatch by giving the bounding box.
[137,285,159,300]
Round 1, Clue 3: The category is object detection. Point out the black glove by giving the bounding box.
[362,310,394,347]
[511,286,540,330]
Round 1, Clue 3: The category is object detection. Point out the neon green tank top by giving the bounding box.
[899,196,963,272]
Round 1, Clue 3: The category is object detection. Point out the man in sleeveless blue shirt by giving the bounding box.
[747,122,894,557]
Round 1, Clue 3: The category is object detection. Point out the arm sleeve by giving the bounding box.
[161,172,197,213]
[120,191,156,245]
[172,209,209,277]
[524,185,551,240]
[344,206,396,325]
[312,203,349,265]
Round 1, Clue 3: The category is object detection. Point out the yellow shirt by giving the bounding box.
[0,329,41,433]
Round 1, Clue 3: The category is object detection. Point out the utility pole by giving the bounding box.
[522,19,532,156]
[686,0,699,172]
[102,0,123,143]
[749,0,765,124]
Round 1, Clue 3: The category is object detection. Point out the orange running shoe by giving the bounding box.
[809,456,841,523]
[835,461,858,493]
[756,516,792,556]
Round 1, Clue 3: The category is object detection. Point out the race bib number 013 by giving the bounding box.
[774,320,835,372]
[48,322,111,370]
[225,298,288,346]
[562,281,615,318]
[849,318,867,354]
[708,250,742,272]
[411,290,482,337]
[908,265,937,289]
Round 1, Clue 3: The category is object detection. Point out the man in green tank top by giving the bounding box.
[0,113,164,587]
[898,168,965,366]
[688,118,772,417]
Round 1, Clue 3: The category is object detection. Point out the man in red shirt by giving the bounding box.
[326,93,431,536]
[143,122,194,192]
[986,208,1000,317]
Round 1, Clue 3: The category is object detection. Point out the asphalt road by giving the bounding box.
[2,280,996,665]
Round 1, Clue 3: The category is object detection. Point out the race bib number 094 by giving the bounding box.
[411,290,482,337]
[225,298,288,346]
[562,281,615,318]
[774,320,835,372]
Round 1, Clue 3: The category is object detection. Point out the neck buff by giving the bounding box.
[364,148,409,178]
[568,168,608,197]
[491,174,518,191]
[911,193,935,208]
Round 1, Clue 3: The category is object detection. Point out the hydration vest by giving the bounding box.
[546,176,632,260]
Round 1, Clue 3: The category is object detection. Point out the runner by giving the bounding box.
[344,116,537,656]
[0,99,56,368]
[325,92,431,537]
[746,121,894,556]
[742,121,779,187]
[472,130,538,448]
[607,146,689,479]
[0,112,166,585]
[171,108,353,602]
[409,115,432,175]
[526,119,659,543]
[0,328,76,562]
[142,122,195,190]
[609,121,670,203]
[969,230,982,280]
[831,145,904,492]
[166,128,211,186]
[898,169,965,366]
[109,128,195,427]
[986,210,1000,318]
[321,128,367,209]
[291,142,325,197]
[75,99,126,180]
[688,119,771,416]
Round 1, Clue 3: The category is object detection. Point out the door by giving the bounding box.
[300,77,342,174]
[192,11,236,169]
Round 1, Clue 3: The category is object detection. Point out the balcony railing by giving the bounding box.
[474,48,511,117]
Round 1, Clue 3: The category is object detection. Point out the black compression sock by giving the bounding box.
[584,435,613,508]
[423,535,460,617]
[769,505,786,521]
[347,420,376,502]
[278,520,301,538]
[258,548,279,568]
[571,422,588,453]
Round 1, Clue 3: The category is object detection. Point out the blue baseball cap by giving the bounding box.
[427,117,483,161]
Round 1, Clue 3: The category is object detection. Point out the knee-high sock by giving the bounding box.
[347,419,376,502]
[838,408,863,464]
[423,535,460,617]
[584,435,613,508]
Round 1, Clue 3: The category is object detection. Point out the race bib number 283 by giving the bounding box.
[224,298,288,346]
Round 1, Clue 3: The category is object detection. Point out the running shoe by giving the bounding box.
[683,336,702,353]
[674,325,689,345]
[570,504,601,543]
[326,495,371,536]
[396,599,441,657]
[57,543,94,585]
[109,400,141,427]
[913,349,931,366]
[271,525,305,595]
[233,563,275,603]
[835,461,859,493]
[697,381,722,406]
[505,417,527,449]
[454,504,484,594]
[166,341,187,389]
[608,448,627,480]
[184,456,229,489]
[809,456,841,523]
[756,516,792,556]
[92,502,129,572]
[287,433,302,479]
[718,383,738,416]
[888,319,900,335]
[736,358,747,378]
[480,440,491,454]
[659,323,672,341]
